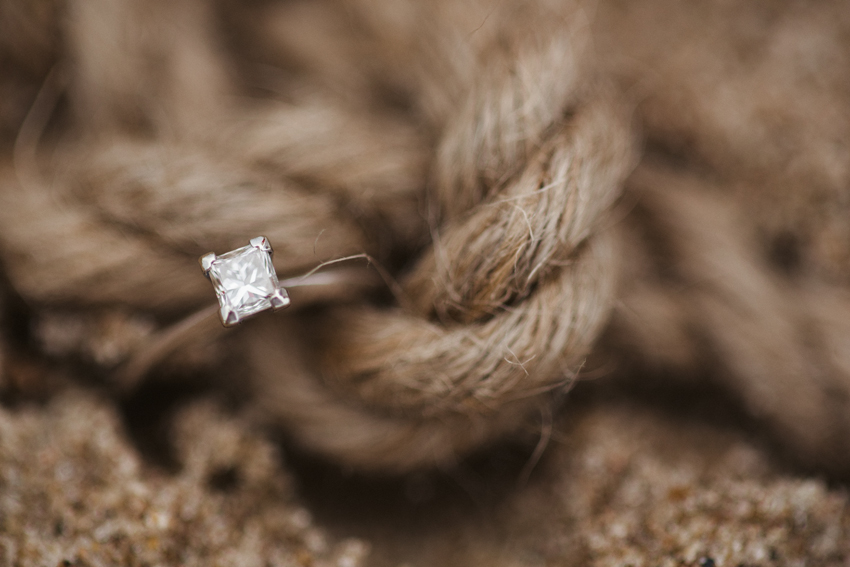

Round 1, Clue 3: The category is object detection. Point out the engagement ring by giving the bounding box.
[200,236,290,327]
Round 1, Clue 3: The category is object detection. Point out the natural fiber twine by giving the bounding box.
[1,0,850,475]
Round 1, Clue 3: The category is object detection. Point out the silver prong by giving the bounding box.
[220,305,240,327]
[250,236,273,256]
[199,253,216,275]
[270,287,290,310]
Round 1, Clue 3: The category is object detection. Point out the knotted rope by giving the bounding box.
[2,0,850,473]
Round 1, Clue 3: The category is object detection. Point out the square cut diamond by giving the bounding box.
[208,243,280,324]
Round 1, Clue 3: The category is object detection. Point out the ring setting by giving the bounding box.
[200,236,290,327]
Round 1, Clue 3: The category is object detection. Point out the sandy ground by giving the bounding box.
[2,350,847,567]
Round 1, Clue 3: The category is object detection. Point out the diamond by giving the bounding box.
[201,237,290,326]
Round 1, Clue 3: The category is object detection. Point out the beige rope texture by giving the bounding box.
[2,0,850,473]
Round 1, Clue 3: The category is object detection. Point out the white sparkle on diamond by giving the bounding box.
[208,244,279,319]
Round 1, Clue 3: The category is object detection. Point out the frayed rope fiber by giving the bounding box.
[2,0,850,473]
